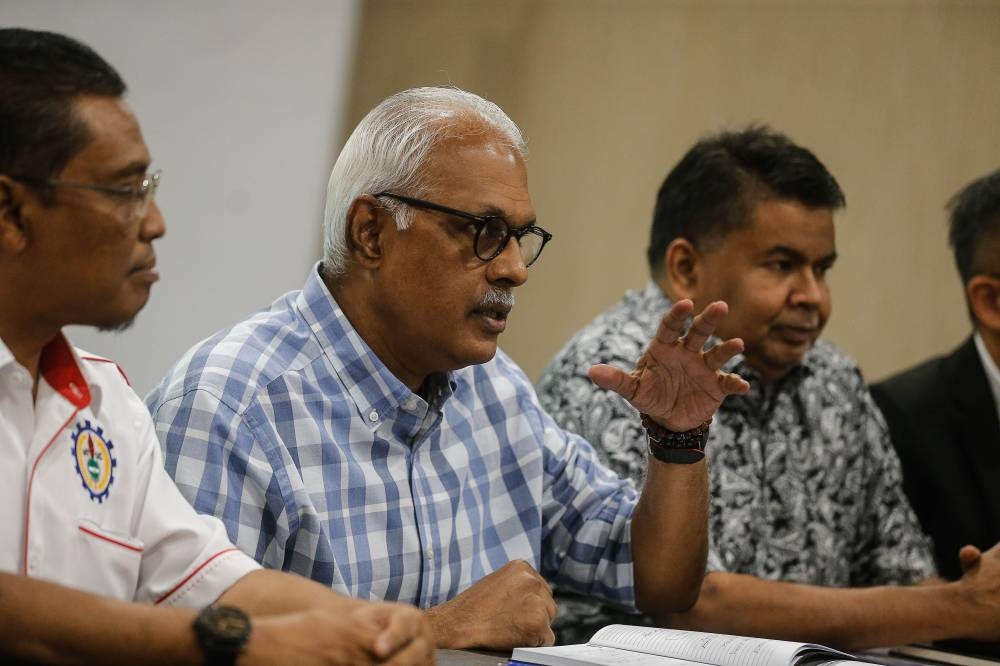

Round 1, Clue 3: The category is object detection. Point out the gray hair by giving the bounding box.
[321,86,527,275]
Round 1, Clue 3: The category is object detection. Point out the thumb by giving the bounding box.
[372,609,416,659]
[588,364,637,401]
[959,544,983,573]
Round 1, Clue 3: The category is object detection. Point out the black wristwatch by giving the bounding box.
[641,413,710,464]
[192,604,252,666]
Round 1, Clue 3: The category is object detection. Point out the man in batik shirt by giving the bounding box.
[538,127,1000,649]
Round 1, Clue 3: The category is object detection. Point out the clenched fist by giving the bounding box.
[425,560,557,649]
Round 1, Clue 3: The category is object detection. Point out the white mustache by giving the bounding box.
[477,289,515,311]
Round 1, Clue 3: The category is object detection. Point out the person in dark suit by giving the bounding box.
[872,168,1000,582]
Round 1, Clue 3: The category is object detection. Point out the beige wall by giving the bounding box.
[346,0,1000,383]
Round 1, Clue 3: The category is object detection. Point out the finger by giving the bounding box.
[959,544,983,573]
[545,595,558,622]
[531,566,553,591]
[516,559,544,578]
[380,637,433,666]
[653,298,695,347]
[588,363,638,401]
[719,371,751,396]
[348,606,385,637]
[372,609,420,659]
[540,626,556,647]
[681,301,728,352]
[703,337,744,372]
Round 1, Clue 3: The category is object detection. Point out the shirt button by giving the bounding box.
[425,548,433,561]
[403,397,417,411]
[368,410,379,422]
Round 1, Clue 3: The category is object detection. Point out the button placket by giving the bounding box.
[410,446,437,609]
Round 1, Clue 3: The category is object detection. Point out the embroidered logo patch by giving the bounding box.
[70,420,116,503]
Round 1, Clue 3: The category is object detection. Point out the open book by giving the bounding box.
[511,625,877,666]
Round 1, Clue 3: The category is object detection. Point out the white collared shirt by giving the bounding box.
[0,333,259,606]
[974,332,1000,428]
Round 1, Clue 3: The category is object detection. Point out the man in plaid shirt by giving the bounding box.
[149,87,749,650]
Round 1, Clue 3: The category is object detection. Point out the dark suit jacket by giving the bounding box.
[871,336,1000,580]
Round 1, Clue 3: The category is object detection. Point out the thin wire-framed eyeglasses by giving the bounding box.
[375,191,552,267]
[8,169,161,222]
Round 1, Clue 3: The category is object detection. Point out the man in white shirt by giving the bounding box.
[0,27,432,665]
[873,167,1000,582]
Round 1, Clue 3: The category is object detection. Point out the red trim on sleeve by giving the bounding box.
[24,408,81,574]
[80,356,131,386]
[39,335,90,408]
[154,547,241,605]
[78,525,144,553]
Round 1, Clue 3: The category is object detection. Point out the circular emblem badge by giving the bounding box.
[70,420,116,503]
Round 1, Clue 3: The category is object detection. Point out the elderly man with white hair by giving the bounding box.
[148,87,750,649]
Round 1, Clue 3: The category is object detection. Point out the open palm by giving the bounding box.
[589,300,749,432]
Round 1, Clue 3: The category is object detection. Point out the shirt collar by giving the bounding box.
[295,263,454,430]
[974,332,1000,420]
[0,337,16,374]
[0,332,94,409]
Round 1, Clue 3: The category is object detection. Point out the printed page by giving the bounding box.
[589,625,824,666]
[511,644,707,666]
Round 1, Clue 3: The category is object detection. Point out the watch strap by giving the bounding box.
[647,444,705,464]
[641,413,710,464]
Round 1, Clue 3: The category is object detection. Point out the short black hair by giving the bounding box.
[0,28,126,184]
[647,125,846,276]
[948,168,1000,285]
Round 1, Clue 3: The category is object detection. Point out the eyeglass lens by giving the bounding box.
[475,218,545,266]
[135,171,161,220]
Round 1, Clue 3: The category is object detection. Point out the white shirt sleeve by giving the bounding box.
[131,417,260,607]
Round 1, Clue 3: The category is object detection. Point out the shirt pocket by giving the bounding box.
[75,518,145,601]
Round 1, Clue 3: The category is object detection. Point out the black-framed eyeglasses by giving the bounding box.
[375,191,552,267]
[8,169,161,222]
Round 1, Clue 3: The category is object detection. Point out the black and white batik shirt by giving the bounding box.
[537,282,935,644]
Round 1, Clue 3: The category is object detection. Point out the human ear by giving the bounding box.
[0,176,30,254]
[967,274,1000,332]
[664,238,700,301]
[344,195,386,269]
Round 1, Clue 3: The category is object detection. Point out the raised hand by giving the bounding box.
[589,300,749,431]
[424,560,557,649]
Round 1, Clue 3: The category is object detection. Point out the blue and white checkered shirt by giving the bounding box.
[147,264,639,610]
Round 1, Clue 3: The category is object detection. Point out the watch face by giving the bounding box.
[213,610,251,640]
[195,605,251,654]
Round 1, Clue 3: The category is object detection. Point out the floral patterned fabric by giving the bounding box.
[537,282,935,644]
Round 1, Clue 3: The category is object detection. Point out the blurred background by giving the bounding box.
[4,0,1000,394]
